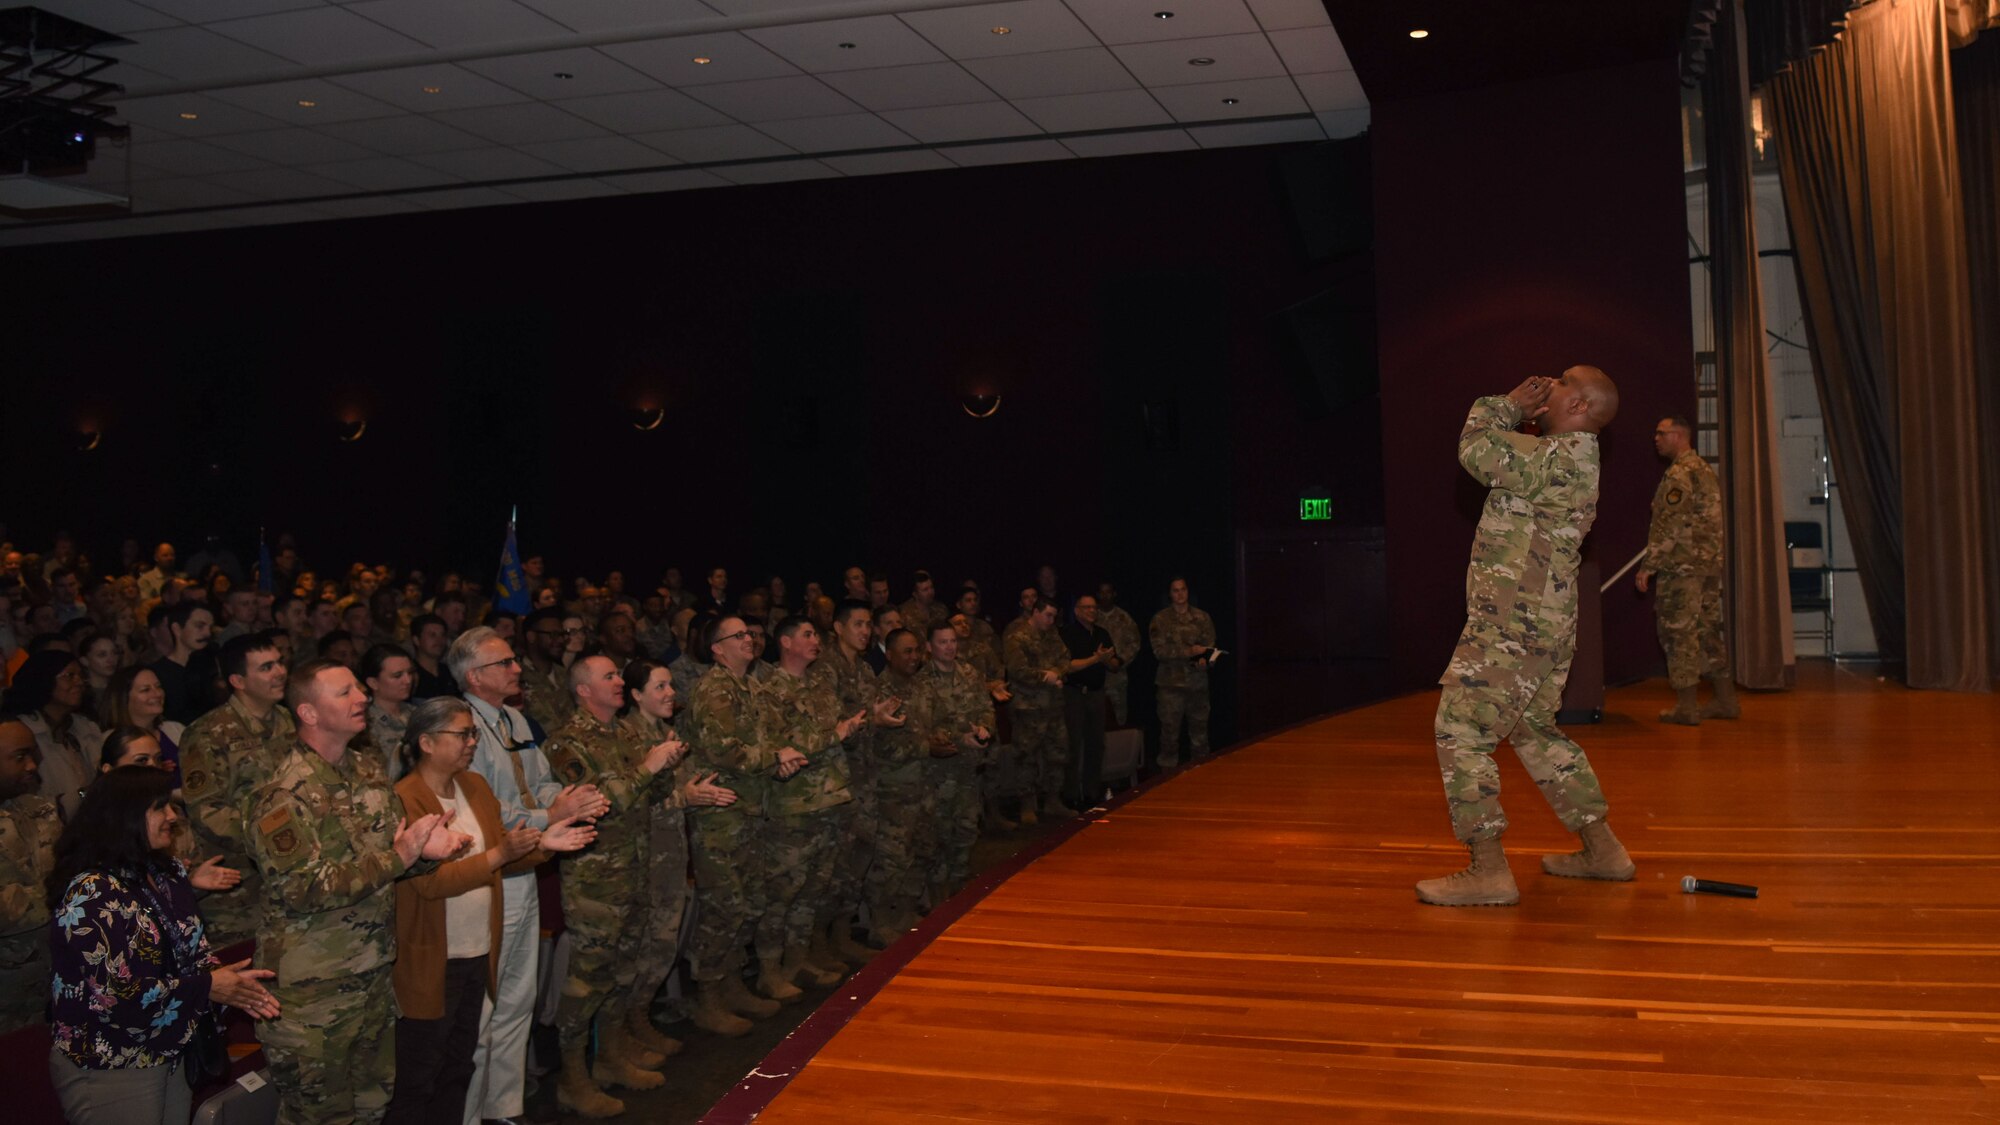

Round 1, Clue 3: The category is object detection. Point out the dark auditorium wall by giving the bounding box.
[1371,58,1694,689]
[0,139,1381,741]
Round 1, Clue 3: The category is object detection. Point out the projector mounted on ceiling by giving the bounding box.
[0,5,131,213]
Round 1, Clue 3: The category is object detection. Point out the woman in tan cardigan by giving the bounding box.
[386,697,594,1125]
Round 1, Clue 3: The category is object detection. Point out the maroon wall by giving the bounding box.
[1372,58,1694,687]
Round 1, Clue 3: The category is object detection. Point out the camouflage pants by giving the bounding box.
[759,806,846,956]
[1655,573,1729,689]
[630,811,690,1017]
[555,874,645,1049]
[1156,685,1211,767]
[0,935,48,1033]
[1434,657,1609,844]
[1105,668,1131,726]
[688,809,769,983]
[199,873,265,951]
[832,751,877,920]
[867,761,935,932]
[1011,706,1069,801]
[925,753,979,886]
[261,965,397,1125]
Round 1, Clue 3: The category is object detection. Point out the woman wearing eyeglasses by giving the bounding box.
[386,697,595,1125]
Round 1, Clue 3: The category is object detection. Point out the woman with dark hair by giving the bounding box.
[94,665,185,783]
[360,644,417,781]
[388,698,594,1125]
[96,726,166,772]
[4,650,101,821]
[45,766,279,1124]
[79,632,123,716]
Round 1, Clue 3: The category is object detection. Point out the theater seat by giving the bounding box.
[192,1071,278,1125]
[1101,729,1142,796]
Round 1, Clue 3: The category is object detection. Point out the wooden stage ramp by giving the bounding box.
[723,663,2000,1123]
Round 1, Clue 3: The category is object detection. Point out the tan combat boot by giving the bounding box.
[806,921,850,974]
[755,954,805,1003]
[1702,675,1741,719]
[1541,820,1637,881]
[1042,793,1080,820]
[782,945,841,987]
[1414,837,1520,906]
[828,916,873,964]
[721,969,782,1017]
[688,982,752,1037]
[983,795,1017,832]
[593,1022,665,1091]
[1016,799,1039,827]
[1660,686,1702,725]
[624,1004,682,1058]
[556,1041,626,1118]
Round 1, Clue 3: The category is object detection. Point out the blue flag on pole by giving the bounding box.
[495,507,531,615]
[256,531,274,595]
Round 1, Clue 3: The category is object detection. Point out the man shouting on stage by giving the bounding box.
[1417,366,1635,907]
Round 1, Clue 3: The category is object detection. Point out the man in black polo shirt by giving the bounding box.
[149,601,218,724]
[1059,594,1120,811]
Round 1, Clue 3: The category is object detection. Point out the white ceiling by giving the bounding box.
[1,0,1367,245]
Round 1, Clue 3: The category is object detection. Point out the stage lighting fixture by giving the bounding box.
[336,417,368,442]
[631,406,665,431]
[961,393,1002,419]
[76,429,101,452]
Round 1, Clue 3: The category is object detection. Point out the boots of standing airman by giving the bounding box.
[1540,820,1637,881]
[1660,685,1702,725]
[1414,836,1520,906]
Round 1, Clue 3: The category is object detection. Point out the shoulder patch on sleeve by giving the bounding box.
[1667,487,1684,505]
[548,745,589,785]
[257,805,299,857]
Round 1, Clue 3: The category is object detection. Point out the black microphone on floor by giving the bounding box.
[1682,876,1758,899]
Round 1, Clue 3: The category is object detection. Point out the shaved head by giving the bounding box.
[1541,364,1619,435]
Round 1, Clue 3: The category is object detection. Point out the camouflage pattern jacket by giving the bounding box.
[544,707,665,878]
[683,663,777,817]
[0,793,59,942]
[1644,448,1724,577]
[179,695,299,932]
[1003,626,1069,711]
[758,665,854,816]
[1149,607,1217,690]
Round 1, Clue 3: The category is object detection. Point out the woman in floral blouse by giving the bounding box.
[45,766,280,1124]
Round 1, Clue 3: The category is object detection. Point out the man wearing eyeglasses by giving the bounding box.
[448,626,609,1125]
[516,607,574,734]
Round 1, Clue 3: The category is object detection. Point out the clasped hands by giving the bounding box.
[1507,374,1555,421]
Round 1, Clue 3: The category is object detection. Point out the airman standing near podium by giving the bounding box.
[1417,369,1635,907]
[1149,578,1216,770]
[1635,415,1738,725]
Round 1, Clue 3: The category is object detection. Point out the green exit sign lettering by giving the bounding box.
[1299,496,1332,521]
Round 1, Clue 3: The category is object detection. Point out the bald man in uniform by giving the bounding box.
[1418,366,1636,906]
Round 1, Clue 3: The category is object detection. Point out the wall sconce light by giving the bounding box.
[630,405,665,431]
[961,392,1002,419]
[336,417,368,442]
[76,428,101,452]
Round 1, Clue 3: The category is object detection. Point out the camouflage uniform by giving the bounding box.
[179,694,299,948]
[667,653,707,711]
[617,713,693,1016]
[361,701,410,783]
[682,664,776,983]
[543,708,664,1050]
[1098,605,1142,726]
[0,792,59,1032]
[809,650,878,929]
[1149,606,1216,767]
[1645,448,1729,689]
[756,666,854,956]
[516,653,573,736]
[1003,626,1071,803]
[247,742,423,1125]
[924,661,993,887]
[1435,396,1610,843]
[899,597,948,638]
[865,668,938,933]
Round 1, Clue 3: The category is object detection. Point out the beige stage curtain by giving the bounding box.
[1767,0,1994,690]
[1953,31,2000,673]
[1703,0,1796,689]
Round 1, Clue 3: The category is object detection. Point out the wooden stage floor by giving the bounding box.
[731,663,2000,1123]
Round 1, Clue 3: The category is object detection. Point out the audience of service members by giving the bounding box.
[0,533,1223,1124]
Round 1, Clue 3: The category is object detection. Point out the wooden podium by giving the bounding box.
[1557,558,1604,723]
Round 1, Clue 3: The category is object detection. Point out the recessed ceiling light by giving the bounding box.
[838,42,856,49]
[692,55,712,64]
[553,72,573,79]
[422,86,441,94]
[296,100,316,107]
[1409,29,1430,39]
[990,26,1010,35]
[178,111,198,120]
[1188,57,1214,66]
[1222,97,1238,105]
[1154,10,1173,17]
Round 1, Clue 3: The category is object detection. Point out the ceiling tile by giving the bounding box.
[1062,0,1260,46]
[819,63,997,111]
[117,93,287,136]
[1267,25,1350,74]
[314,114,490,154]
[686,76,860,123]
[819,149,952,177]
[209,7,429,66]
[228,203,335,228]
[127,137,274,176]
[878,101,1039,143]
[405,146,568,180]
[746,16,944,73]
[346,0,572,49]
[1149,76,1309,123]
[205,127,382,164]
[139,0,326,22]
[37,0,182,33]
[631,123,792,163]
[551,88,730,133]
[1185,117,1325,148]
[207,80,404,125]
[330,64,530,112]
[202,165,353,198]
[712,159,840,184]
[107,26,294,82]
[312,196,427,219]
[514,135,677,172]
[1243,0,1331,32]
[1295,69,1366,112]
[1059,129,1196,157]
[897,1,1099,60]
[942,138,1071,166]
[430,102,607,144]
[1112,33,1287,87]
[305,155,462,190]
[606,168,730,192]
[401,186,523,209]
[959,47,1136,99]
[705,0,865,14]
[1315,107,1369,138]
[462,47,661,99]
[601,32,800,87]
[500,178,628,201]
[515,0,720,34]
[753,113,916,153]
[1011,89,1169,133]
[126,176,263,211]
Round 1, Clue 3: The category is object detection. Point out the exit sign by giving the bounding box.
[1300,496,1332,521]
